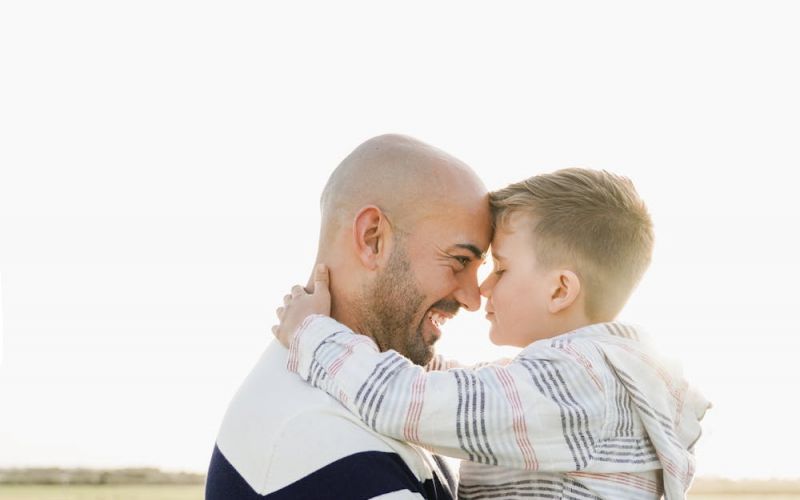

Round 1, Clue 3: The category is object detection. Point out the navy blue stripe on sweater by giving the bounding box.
[205,445,452,500]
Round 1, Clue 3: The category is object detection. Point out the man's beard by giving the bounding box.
[359,244,431,365]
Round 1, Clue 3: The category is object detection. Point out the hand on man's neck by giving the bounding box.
[303,260,377,346]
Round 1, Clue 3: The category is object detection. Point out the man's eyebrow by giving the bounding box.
[453,243,485,260]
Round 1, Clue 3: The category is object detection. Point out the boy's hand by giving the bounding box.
[272,264,331,348]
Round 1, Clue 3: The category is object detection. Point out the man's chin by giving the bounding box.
[417,347,435,367]
[404,331,436,366]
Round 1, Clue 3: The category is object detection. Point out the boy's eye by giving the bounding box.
[494,269,505,276]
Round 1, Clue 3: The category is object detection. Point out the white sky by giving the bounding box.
[1,1,799,480]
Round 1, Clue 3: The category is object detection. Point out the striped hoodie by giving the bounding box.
[287,316,710,499]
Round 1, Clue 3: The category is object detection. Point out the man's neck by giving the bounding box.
[305,259,377,344]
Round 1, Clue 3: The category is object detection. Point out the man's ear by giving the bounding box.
[352,205,389,270]
[548,269,581,314]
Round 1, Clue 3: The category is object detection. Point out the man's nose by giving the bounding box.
[479,278,489,299]
[454,275,482,312]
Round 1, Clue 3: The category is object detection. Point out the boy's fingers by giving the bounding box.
[291,285,304,297]
[271,325,278,335]
[314,263,330,293]
[283,294,292,305]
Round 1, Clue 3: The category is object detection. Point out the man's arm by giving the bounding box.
[288,315,609,472]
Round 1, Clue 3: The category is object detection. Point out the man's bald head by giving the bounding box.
[320,134,487,242]
[312,134,491,365]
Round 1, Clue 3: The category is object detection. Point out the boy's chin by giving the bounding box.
[488,327,509,347]
[490,326,534,348]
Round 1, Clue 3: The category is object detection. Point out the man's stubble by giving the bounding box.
[358,242,432,366]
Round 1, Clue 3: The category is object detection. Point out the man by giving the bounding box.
[205,134,492,499]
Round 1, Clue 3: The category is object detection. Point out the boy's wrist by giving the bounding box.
[287,314,329,374]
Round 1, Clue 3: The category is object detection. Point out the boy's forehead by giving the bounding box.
[490,225,536,258]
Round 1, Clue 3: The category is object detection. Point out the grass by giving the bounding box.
[692,497,800,499]
[0,485,204,500]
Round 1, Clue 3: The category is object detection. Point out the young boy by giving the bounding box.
[273,168,709,499]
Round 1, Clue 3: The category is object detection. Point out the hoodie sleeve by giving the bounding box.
[287,315,610,472]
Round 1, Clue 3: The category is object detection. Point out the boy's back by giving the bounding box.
[458,322,707,499]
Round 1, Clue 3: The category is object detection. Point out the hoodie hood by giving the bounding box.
[581,323,711,499]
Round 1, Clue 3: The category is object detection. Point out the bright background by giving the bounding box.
[1,1,799,480]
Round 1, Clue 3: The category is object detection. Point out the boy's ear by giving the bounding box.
[548,269,581,314]
[353,205,389,270]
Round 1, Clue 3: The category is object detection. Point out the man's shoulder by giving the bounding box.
[211,342,435,497]
[218,341,341,427]
[206,442,435,499]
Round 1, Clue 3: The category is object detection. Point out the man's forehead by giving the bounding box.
[414,204,492,255]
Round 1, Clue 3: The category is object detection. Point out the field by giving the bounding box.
[0,485,204,500]
[693,497,800,499]
[1,486,800,499]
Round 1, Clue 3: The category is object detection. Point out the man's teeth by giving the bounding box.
[429,311,448,328]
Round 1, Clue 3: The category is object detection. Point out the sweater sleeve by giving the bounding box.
[287,315,608,471]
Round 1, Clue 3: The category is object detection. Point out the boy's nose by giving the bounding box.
[479,275,495,298]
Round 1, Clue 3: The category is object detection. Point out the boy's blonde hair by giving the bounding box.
[490,168,654,321]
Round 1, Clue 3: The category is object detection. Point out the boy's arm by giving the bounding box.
[424,355,510,371]
[288,315,607,472]
[424,355,464,371]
